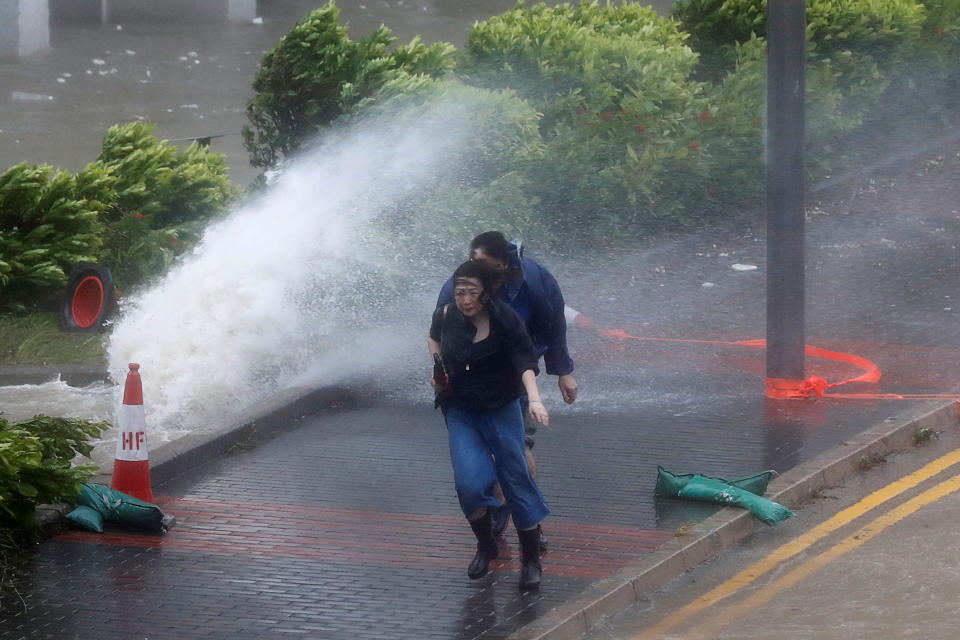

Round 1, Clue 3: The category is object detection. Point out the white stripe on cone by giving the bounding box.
[114,403,149,462]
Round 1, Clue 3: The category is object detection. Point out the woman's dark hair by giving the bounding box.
[469,231,512,266]
[453,259,502,302]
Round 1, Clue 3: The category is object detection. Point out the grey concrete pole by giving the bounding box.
[766,0,807,381]
[0,0,49,57]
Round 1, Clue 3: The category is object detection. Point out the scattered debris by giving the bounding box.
[252,16,264,24]
[731,263,758,271]
[702,282,716,288]
[915,427,941,445]
[92,58,106,65]
[12,91,53,102]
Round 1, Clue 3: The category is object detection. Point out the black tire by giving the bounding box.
[59,263,114,332]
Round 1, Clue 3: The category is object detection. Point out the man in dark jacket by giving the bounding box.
[437,231,579,547]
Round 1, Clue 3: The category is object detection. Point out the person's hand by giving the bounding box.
[558,374,578,404]
[528,400,549,426]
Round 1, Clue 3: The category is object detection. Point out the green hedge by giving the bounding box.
[0,163,111,308]
[240,0,960,243]
[0,415,107,529]
[0,122,235,310]
[461,1,716,236]
[94,122,235,290]
[242,1,456,168]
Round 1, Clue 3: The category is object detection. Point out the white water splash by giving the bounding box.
[0,378,113,425]
[106,104,477,442]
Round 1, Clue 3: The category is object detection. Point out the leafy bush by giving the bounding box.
[0,163,113,310]
[243,1,456,168]
[462,2,700,124]
[878,0,960,127]
[672,0,926,78]
[93,122,235,290]
[354,75,544,186]
[461,1,713,237]
[0,121,235,308]
[96,122,235,229]
[672,0,926,141]
[343,76,545,261]
[701,34,890,189]
[0,415,108,529]
[242,0,960,244]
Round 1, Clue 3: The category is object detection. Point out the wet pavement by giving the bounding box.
[0,398,929,640]
[581,413,960,640]
[1,149,959,638]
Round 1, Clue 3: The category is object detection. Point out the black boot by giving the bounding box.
[467,512,499,579]
[517,526,542,591]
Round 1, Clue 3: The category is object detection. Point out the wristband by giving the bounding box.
[529,399,543,404]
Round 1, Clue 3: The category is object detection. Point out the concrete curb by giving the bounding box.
[507,399,960,640]
[39,385,363,528]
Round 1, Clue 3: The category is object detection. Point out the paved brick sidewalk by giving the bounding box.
[0,384,927,640]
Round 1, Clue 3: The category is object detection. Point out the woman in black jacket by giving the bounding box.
[428,259,550,591]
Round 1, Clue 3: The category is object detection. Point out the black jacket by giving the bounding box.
[430,299,539,411]
[436,242,574,376]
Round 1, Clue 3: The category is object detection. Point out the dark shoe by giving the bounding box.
[517,526,542,591]
[491,503,510,536]
[538,525,548,554]
[468,512,499,580]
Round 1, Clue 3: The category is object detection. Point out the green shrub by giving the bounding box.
[354,75,544,185]
[93,122,235,290]
[0,415,108,529]
[694,38,765,209]
[462,1,700,124]
[461,1,714,236]
[345,76,545,253]
[0,163,112,310]
[95,122,234,229]
[672,0,926,134]
[0,122,234,308]
[243,1,456,168]
[673,0,926,76]
[878,0,960,127]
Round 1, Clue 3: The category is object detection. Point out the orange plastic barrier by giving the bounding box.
[596,328,956,401]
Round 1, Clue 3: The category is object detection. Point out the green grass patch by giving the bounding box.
[0,313,106,365]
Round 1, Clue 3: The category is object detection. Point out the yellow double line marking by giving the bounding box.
[636,446,960,639]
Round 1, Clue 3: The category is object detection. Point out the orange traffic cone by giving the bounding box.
[111,363,154,503]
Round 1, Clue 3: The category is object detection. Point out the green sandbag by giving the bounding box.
[65,505,104,533]
[677,476,795,525]
[655,466,794,525]
[75,482,166,533]
[655,466,776,498]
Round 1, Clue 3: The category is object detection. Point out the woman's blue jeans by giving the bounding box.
[445,400,550,531]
